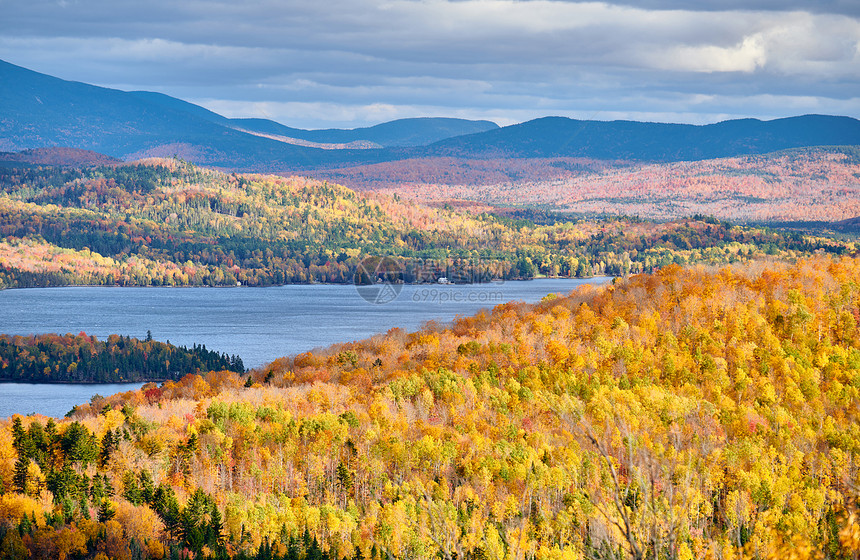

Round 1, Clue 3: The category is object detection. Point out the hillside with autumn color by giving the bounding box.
[3,256,860,559]
[311,147,860,223]
[0,158,853,289]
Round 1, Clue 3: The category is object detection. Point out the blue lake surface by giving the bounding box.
[0,383,146,419]
[0,278,608,417]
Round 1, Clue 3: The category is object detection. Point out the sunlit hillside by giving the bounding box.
[3,256,860,559]
[313,147,860,223]
[0,158,851,289]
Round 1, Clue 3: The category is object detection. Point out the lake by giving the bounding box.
[0,382,146,419]
[0,278,608,417]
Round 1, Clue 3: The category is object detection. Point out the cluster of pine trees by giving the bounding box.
[0,333,244,383]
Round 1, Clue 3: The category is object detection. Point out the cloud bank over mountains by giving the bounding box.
[1,0,857,129]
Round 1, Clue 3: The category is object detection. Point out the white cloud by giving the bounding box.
[647,34,768,72]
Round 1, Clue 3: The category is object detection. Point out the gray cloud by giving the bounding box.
[0,0,858,128]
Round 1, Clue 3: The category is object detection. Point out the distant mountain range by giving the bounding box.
[425,115,860,161]
[0,59,496,169]
[2,58,859,171]
[128,90,499,148]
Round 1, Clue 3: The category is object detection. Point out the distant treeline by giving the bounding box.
[0,332,244,383]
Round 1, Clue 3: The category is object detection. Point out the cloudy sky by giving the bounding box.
[1,0,859,129]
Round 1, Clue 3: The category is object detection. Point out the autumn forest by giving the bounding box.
[0,159,853,289]
[2,155,860,560]
[4,257,860,559]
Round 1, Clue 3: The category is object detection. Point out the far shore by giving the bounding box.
[0,275,608,291]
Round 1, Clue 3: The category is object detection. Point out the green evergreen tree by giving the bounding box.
[98,498,116,522]
[12,457,28,495]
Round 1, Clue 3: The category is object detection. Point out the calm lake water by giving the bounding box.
[0,278,608,417]
[0,383,146,418]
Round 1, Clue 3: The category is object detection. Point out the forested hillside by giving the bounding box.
[314,147,860,223]
[2,256,860,559]
[0,159,850,288]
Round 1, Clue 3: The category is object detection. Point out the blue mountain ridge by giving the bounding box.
[2,58,859,171]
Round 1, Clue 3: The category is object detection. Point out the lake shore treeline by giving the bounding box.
[0,333,244,384]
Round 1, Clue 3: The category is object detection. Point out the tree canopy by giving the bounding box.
[2,255,860,559]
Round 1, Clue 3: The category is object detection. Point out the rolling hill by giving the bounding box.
[313,147,860,223]
[2,59,859,174]
[0,60,491,169]
[0,59,324,169]
[0,158,846,289]
[423,114,860,161]
[130,90,498,148]
[5,256,860,558]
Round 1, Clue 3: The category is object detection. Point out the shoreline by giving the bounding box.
[0,379,167,386]
[0,275,609,291]
[0,277,612,386]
